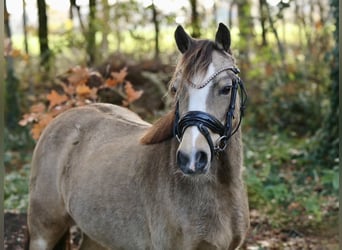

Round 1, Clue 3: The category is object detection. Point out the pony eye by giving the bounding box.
[170,86,177,95]
[219,85,231,95]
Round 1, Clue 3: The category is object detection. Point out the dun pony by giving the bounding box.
[27,23,249,250]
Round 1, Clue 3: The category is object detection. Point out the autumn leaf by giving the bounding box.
[76,84,91,96]
[19,113,38,126]
[31,114,53,140]
[104,68,128,87]
[22,66,137,140]
[122,81,143,106]
[60,82,75,96]
[67,66,90,86]
[47,90,68,109]
[105,78,119,87]
[30,102,46,113]
[50,104,70,117]
[112,67,128,83]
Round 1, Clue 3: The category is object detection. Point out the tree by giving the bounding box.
[259,0,268,46]
[189,0,200,38]
[4,1,21,131]
[37,0,50,68]
[151,1,160,60]
[69,0,85,32]
[23,0,29,53]
[236,0,253,66]
[87,0,97,66]
[100,0,110,61]
[312,0,339,167]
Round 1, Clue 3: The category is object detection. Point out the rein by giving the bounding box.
[173,67,247,160]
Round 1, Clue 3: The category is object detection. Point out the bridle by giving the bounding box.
[173,66,247,161]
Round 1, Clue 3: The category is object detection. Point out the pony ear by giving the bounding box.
[215,23,231,52]
[140,110,175,144]
[175,25,193,53]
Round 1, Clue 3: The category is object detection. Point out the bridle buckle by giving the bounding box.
[214,136,228,152]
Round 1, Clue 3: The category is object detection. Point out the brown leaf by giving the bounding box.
[47,90,68,110]
[60,82,75,96]
[76,84,91,96]
[30,102,46,113]
[31,114,53,140]
[111,67,128,84]
[122,81,143,106]
[105,78,120,87]
[68,66,90,86]
[19,113,38,126]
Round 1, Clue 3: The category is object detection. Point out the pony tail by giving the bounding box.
[140,110,175,144]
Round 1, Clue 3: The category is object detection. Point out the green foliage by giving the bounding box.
[310,0,339,168]
[4,164,30,213]
[5,64,21,131]
[244,131,339,227]
[244,39,332,136]
[4,127,33,213]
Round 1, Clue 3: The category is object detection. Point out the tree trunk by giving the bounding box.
[4,1,21,131]
[312,0,339,167]
[259,0,268,46]
[151,1,160,60]
[236,0,253,67]
[100,0,109,61]
[227,1,236,29]
[37,0,50,68]
[113,1,122,52]
[264,1,285,63]
[189,0,200,38]
[87,0,96,66]
[23,0,29,53]
[70,0,86,33]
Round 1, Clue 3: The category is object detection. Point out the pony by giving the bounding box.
[26,23,249,250]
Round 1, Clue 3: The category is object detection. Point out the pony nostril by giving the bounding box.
[177,150,190,172]
[195,151,208,172]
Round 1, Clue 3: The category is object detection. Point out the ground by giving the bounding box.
[5,211,338,250]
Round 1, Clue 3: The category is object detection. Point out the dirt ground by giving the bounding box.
[4,211,339,250]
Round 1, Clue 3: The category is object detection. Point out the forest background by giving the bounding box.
[4,0,339,248]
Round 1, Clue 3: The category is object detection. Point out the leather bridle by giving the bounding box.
[173,67,247,160]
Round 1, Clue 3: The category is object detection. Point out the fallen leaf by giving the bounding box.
[68,66,90,86]
[105,78,120,87]
[111,67,127,84]
[30,102,46,113]
[76,84,91,96]
[47,90,68,110]
[31,114,53,140]
[18,113,38,126]
[60,82,75,96]
[122,81,143,106]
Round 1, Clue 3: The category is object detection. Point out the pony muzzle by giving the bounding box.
[175,126,212,175]
[176,148,209,175]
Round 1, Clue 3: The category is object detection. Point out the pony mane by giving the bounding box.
[140,109,175,144]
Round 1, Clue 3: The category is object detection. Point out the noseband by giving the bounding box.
[173,67,247,160]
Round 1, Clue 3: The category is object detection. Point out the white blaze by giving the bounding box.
[187,63,215,167]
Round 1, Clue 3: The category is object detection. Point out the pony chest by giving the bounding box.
[170,191,232,245]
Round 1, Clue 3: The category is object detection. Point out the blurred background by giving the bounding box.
[4,0,338,249]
